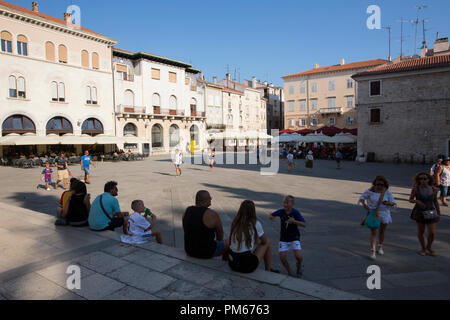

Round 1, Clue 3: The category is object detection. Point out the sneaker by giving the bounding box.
[377,247,384,255]
[46,188,51,191]
[370,253,377,260]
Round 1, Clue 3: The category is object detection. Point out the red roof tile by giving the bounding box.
[354,54,450,76]
[282,59,388,78]
[0,0,112,40]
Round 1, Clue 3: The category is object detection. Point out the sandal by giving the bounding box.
[427,249,437,257]
[418,250,426,256]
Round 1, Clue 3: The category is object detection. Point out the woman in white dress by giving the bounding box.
[358,176,397,260]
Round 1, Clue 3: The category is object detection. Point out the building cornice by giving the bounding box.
[0,6,117,45]
[352,66,450,81]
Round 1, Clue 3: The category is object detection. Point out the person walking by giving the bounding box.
[359,176,396,260]
[305,151,314,171]
[435,157,450,206]
[81,150,96,184]
[409,172,441,256]
[286,150,295,172]
[173,149,183,176]
[208,149,215,171]
[228,200,278,274]
[335,150,343,169]
[55,153,70,190]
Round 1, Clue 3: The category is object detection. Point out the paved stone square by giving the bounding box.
[0,154,449,299]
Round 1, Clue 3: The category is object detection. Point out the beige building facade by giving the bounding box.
[353,54,450,163]
[0,0,117,157]
[282,59,386,131]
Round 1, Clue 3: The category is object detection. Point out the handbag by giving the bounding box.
[364,189,386,229]
[423,209,439,220]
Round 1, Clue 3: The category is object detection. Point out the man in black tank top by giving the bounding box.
[182,190,229,259]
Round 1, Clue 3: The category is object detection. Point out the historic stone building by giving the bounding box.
[353,54,450,163]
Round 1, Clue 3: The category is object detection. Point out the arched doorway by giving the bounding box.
[46,117,73,136]
[190,124,199,147]
[152,124,163,148]
[170,125,180,148]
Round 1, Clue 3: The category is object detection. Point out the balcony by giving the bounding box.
[116,105,146,114]
[319,107,343,115]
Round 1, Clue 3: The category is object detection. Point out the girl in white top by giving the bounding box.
[358,176,397,260]
[228,200,277,274]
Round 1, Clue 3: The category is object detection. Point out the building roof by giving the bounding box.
[222,87,244,95]
[113,47,197,70]
[282,59,388,79]
[0,0,115,42]
[353,54,450,77]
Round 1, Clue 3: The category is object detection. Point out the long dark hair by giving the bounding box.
[229,200,258,251]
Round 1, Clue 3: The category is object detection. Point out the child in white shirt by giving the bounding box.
[121,200,162,245]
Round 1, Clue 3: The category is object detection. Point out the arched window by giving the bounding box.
[81,50,89,68]
[152,124,163,148]
[169,125,180,148]
[8,76,26,99]
[46,117,73,135]
[190,125,199,146]
[45,41,55,61]
[1,31,12,53]
[124,90,134,106]
[82,118,103,136]
[152,93,161,113]
[92,52,99,69]
[9,76,17,98]
[169,95,177,110]
[17,35,28,56]
[51,82,65,102]
[124,123,137,136]
[86,86,98,105]
[2,115,35,136]
[190,98,197,116]
[58,45,67,63]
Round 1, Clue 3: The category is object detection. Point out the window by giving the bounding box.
[152,93,161,107]
[124,123,137,136]
[328,117,336,126]
[370,80,381,96]
[1,31,12,53]
[45,41,55,61]
[289,101,294,112]
[17,35,28,56]
[92,52,99,69]
[51,81,65,102]
[170,125,180,147]
[81,50,89,68]
[86,86,97,104]
[190,98,197,116]
[329,80,335,91]
[347,78,354,89]
[9,76,17,98]
[310,118,319,126]
[2,115,35,136]
[289,119,295,127]
[17,77,25,98]
[152,124,163,148]
[289,86,294,95]
[300,100,306,111]
[82,118,103,136]
[151,68,160,80]
[347,96,354,108]
[58,45,68,63]
[311,82,318,93]
[299,119,306,126]
[46,117,73,135]
[169,95,177,110]
[169,72,177,83]
[370,108,381,123]
[185,77,190,85]
[124,90,134,106]
[346,117,355,125]
[300,82,306,94]
[311,99,318,110]
[328,97,336,108]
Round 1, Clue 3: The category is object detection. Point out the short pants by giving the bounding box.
[83,168,90,175]
[279,241,302,252]
[58,169,69,180]
[229,251,259,273]
[440,185,450,198]
[45,178,52,183]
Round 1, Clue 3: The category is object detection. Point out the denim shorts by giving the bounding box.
[440,185,450,198]
[83,168,90,175]
[213,241,225,257]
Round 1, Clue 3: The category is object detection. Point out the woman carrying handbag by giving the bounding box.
[409,172,441,256]
[359,176,397,260]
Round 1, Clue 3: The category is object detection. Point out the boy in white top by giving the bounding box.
[173,149,183,176]
[121,200,162,245]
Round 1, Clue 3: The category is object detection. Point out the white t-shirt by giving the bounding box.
[306,154,314,161]
[358,189,396,214]
[230,220,264,253]
[287,154,294,162]
[175,153,183,165]
[121,212,152,245]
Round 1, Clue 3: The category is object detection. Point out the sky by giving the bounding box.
[10,0,450,86]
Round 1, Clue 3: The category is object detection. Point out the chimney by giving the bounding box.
[32,1,38,12]
[434,37,449,54]
[251,76,257,89]
[226,73,231,81]
[340,58,345,65]
[263,81,268,86]
[313,63,319,69]
[64,12,72,23]
[213,76,217,84]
